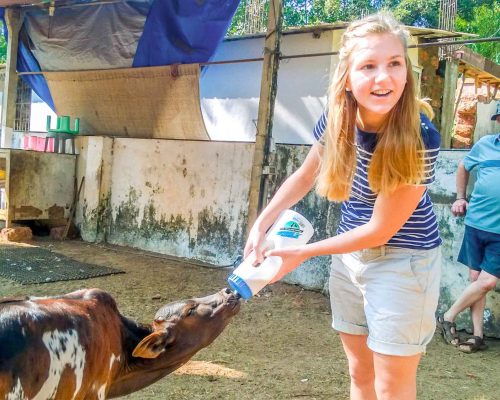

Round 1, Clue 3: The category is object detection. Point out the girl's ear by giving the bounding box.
[345,78,351,92]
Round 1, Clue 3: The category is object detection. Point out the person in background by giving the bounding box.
[245,13,442,400]
[438,102,500,353]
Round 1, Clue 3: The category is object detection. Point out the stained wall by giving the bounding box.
[76,136,253,266]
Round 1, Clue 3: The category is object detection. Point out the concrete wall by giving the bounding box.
[76,137,253,266]
[474,100,499,141]
[0,149,75,222]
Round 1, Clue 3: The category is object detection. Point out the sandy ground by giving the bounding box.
[1,238,499,400]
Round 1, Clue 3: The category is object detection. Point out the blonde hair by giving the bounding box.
[316,12,434,201]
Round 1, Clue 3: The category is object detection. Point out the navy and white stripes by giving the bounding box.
[314,112,442,250]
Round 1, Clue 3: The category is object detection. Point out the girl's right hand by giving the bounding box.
[243,226,267,265]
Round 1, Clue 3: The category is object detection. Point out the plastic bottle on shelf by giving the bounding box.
[227,209,314,300]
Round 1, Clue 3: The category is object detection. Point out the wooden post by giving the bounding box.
[440,59,459,148]
[452,73,466,130]
[1,8,22,149]
[246,0,283,235]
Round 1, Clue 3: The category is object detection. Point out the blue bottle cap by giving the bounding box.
[227,274,253,300]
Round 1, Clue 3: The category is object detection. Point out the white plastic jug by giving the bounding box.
[228,209,314,300]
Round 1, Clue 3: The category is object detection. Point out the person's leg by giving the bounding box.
[459,230,500,351]
[339,332,376,400]
[469,270,486,338]
[443,269,480,330]
[330,254,373,399]
[373,352,421,400]
[444,270,497,323]
[457,290,488,352]
[443,225,486,327]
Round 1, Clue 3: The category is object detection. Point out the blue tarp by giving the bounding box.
[0,9,55,109]
[134,0,241,67]
[1,0,240,111]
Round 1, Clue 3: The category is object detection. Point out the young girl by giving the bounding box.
[244,13,442,400]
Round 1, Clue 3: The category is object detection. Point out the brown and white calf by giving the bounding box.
[0,288,240,399]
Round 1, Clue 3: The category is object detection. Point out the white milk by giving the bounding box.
[227,209,314,300]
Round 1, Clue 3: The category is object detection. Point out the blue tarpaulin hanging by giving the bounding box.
[0,0,241,111]
[0,8,55,110]
[134,0,241,67]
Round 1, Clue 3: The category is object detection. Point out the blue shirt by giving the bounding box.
[313,112,442,250]
[463,133,500,234]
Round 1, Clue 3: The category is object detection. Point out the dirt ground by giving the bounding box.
[1,239,499,400]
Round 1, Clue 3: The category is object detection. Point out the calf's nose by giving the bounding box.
[222,287,242,301]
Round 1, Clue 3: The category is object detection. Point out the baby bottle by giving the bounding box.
[227,209,314,300]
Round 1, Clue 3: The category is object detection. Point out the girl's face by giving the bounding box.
[346,33,407,131]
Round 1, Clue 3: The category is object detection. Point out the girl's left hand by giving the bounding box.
[264,246,309,283]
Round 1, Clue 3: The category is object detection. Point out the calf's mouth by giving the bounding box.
[214,288,241,315]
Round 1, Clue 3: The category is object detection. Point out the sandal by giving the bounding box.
[437,314,459,346]
[458,336,488,353]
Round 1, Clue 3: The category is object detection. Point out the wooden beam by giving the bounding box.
[246,0,283,234]
[441,60,459,148]
[452,71,466,142]
[1,8,22,149]
[492,84,499,100]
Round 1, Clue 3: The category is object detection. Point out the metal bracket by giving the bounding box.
[262,165,276,176]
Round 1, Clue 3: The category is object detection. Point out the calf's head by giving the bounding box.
[132,288,240,364]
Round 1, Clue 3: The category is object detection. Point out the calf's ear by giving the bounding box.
[132,329,175,359]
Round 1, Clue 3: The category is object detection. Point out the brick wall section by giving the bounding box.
[452,95,477,148]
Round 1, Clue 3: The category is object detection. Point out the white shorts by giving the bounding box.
[329,246,441,356]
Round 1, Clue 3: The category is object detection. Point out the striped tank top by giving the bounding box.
[313,112,442,250]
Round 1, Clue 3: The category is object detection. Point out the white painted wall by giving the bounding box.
[201,31,336,144]
[474,100,499,141]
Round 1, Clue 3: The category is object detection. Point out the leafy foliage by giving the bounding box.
[457,0,496,21]
[456,3,499,63]
[227,0,499,61]
[0,22,6,64]
[383,0,440,27]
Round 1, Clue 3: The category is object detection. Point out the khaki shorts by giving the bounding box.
[329,246,441,356]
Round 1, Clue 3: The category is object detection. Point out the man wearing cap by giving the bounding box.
[438,101,500,353]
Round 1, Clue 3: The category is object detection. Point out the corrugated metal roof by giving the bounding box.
[226,21,476,42]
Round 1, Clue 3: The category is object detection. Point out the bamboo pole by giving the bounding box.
[246,0,283,235]
[1,9,22,150]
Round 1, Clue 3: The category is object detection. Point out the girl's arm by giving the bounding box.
[266,183,427,281]
[244,143,322,262]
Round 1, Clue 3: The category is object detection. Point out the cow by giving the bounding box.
[0,287,240,399]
